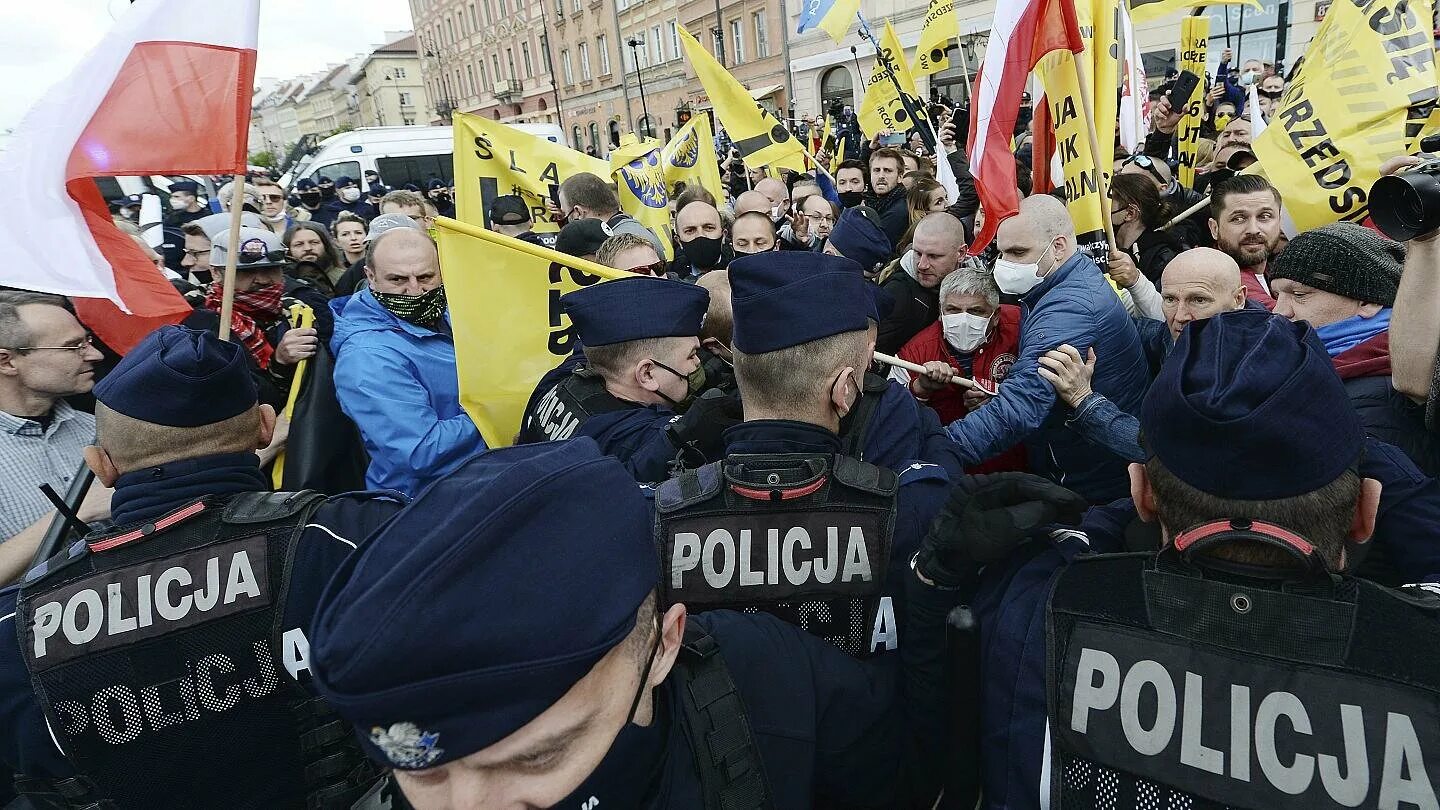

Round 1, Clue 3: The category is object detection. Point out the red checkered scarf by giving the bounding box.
[204,282,283,370]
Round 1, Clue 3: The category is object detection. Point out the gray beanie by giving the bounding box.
[1269,222,1404,306]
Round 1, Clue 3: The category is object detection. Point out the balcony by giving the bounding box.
[494,78,524,102]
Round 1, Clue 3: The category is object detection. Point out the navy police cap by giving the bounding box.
[169,180,201,194]
[93,326,258,427]
[729,251,873,354]
[1142,309,1363,500]
[826,207,892,273]
[309,439,658,770]
[562,276,709,347]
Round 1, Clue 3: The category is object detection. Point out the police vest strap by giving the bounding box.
[86,500,209,552]
[12,774,116,810]
[837,373,888,460]
[1171,518,1331,577]
[222,490,326,524]
[677,626,775,810]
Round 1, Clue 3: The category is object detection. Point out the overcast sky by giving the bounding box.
[0,0,416,133]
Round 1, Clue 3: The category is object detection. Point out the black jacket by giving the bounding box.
[1132,227,1185,287]
[876,270,937,355]
[867,186,911,252]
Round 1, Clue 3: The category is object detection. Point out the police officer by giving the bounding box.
[308,437,1077,808]
[0,326,404,809]
[517,275,738,481]
[975,309,1440,809]
[651,251,960,658]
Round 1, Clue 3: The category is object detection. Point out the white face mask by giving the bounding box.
[943,312,992,353]
[993,244,1053,295]
[169,198,188,210]
[338,187,361,203]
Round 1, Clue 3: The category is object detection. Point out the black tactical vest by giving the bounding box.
[1045,520,1440,810]
[517,367,631,444]
[16,492,378,810]
[837,372,890,461]
[654,453,899,657]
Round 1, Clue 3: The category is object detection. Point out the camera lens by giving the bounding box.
[1371,171,1440,242]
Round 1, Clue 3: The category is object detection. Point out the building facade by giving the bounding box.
[356,36,431,127]
[678,0,791,126]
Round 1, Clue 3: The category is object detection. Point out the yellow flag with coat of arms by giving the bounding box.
[610,137,674,260]
[661,114,724,201]
[452,112,607,230]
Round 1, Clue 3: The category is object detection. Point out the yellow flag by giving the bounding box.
[859,21,923,138]
[662,114,723,201]
[438,217,627,447]
[913,0,957,76]
[830,136,847,175]
[1035,49,1109,262]
[1174,17,1209,189]
[678,25,806,172]
[1087,0,1118,193]
[1130,0,1260,24]
[270,303,313,488]
[610,139,674,260]
[1253,0,1437,231]
[453,112,608,230]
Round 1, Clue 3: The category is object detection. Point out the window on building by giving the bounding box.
[446,18,456,43]
[571,0,581,13]
[561,50,573,84]
[522,42,535,78]
[730,19,744,65]
[651,26,662,63]
[635,32,649,69]
[466,63,477,94]
[597,35,610,75]
[403,116,416,125]
[470,3,479,29]
[579,42,592,79]
[753,11,768,57]
[478,59,487,89]
[492,54,502,81]
[617,0,628,9]
[541,34,553,71]
[392,67,407,79]
[668,20,679,60]
[573,125,584,150]
[589,122,601,151]
[497,0,507,15]
[1204,2,1290,72]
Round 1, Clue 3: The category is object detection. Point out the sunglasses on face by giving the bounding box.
[625,261,667,277]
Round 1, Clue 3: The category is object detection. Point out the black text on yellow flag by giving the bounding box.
[452,112,608,232]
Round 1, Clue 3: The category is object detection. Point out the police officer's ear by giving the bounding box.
[830,365,860,419]
[256,404,277,450]
[83,445,120,488]
[634,357,662,393]
[1128,463,1158,524]
[1348,477,1383,546]
[647,603,689,693]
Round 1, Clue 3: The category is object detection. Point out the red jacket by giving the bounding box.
[897,306,1027,473]
[1241,268,1275,310]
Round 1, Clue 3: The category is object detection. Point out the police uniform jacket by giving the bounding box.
[0,452,404,781]
[577,403,685,484]
[855,376,970,482]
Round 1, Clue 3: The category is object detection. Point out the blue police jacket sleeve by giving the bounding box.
[576,407,680,484]
[909,389,971,479]
[814,170,841,207]
[1065,392,1145,463]
[332,341,486,493]
[0,587,73,779]
[945,312,1089,465]
[1362,438,1440,583]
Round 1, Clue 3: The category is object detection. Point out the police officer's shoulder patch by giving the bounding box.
[897,461,949,486]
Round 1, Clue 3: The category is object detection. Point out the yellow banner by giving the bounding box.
[831,136,847,175]
[1253,0,1438,231]
[1130,0,1260,24]
[859,21,924,138]
[1088,0,1118,191]
[678,25,806,171]
[270,303,313,488]
[1175,17,1209,189]
[438,217,627,447]
[913,0,957,76]
[1036,48,1108,261]
[662,114,723,202]
[453,112,608,231]
[610,139,674,261]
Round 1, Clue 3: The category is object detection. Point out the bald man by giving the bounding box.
[674,201,728,279]
[331,228,487,495]
[877,212,965,353]
[1159,247,1247,340]
[944,194,1148,503]
[732,190,772,218]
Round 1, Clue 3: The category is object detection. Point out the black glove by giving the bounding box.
[667,388,743,462]
[916,473,1089,587]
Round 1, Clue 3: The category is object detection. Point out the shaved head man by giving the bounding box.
[993,194,1076,296]
[910,213,966,289]
[733,191,772,218]
[1159,248,1247,340]
[754,178,791,222]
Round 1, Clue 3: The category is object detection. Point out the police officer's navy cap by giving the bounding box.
[335,175,357,188]
[427,178,447,190]
[827,207,892,272]
[170,180,200,194]
[94,326,258,427]
[729,251,872,354]
[1142,309,1363,500]
[562,276,709,347]
[309,439,658,769]
[295,178,317,191]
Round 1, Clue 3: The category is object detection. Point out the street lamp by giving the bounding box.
[627,38,652,138]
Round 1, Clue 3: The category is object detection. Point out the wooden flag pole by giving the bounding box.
[874,351,975,388]
[1071,54,1120,257]
[1160,194,1210,230]
[216,175,247,342]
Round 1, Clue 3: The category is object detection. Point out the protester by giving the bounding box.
[1269,223,1439,473]
[558,172,667,259]
[332,212,367,266]
[165,179,208,226]
[798,193,839,250]
[865,147,910,247]
[253,176,305,234]
[671,200,729,280]
[554,218,609,262]
[488,194,557,250]
[0,325,402,809]
[1108,172,1182,287]
[1384,156,1440,422]
[283,221,347,297]
[732,190,772,219]
[0,291,110,583]
[1156,247,1250,341]
[595,233,665,276]
[891,264,1026,473]
[877,212,966,354]
[1208,174,1282,308]
[331,227,486,495]
[730,211,779,257]
[378,189,427,220]
[835,159,868,209]
[944,194,1147,503]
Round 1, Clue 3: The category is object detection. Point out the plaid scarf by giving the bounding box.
[205,282,283,370]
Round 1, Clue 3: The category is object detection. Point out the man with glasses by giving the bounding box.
[595,233,667,277]
[252,177,300,235]
[0,290,111,585]
[799,194,839,250]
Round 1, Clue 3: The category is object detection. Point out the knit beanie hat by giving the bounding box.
[1268,222,1404,306]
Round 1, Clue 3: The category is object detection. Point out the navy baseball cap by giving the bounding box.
[170,180,201,194]
[729,251,873,354]
[94,326,258,427]
[827,207,892,272]
[335,176,357,188]
[295,179,317,191]
[490,195,531,226]
[309,439,659,769]
[1142,309,1363,500]
[562,276,709,347]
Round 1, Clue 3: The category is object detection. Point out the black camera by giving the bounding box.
[1371,136,1440,241]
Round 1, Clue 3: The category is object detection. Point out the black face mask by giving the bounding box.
[373,285,448,327]
[299,191,321,205]
[680,235,725,270]
[839,190,865,208]
[319,186,336,200]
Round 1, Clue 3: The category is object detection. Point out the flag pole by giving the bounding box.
[1070,56,1120,256]
[216,174,247,342]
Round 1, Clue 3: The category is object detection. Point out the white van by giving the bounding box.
[282,123,565,189]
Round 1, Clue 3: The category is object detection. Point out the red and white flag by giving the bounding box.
[966,0,1082,253]
[0,0,260,352]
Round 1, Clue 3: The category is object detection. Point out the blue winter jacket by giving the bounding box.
[330,289,487,495]
[944,252,1148,502]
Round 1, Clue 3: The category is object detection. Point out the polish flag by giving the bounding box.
[1031,93,1056,195]
[1117,3,1148,154]
[966,0,1083,253]
[0,0,260,353]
